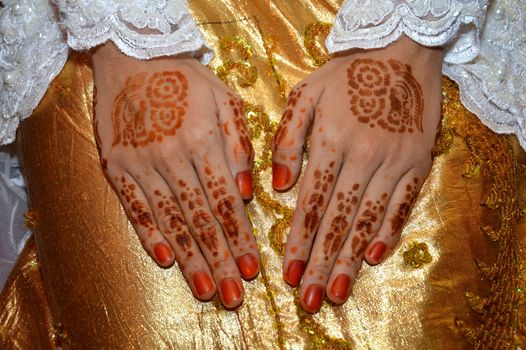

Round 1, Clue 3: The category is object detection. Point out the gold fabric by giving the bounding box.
[1,1,526,349]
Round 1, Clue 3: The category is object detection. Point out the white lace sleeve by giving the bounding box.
[0,0,69,145]
[327,1,526,150]
[53,0,213,62]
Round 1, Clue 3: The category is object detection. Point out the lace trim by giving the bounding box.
[54,0,213,63]
[326,1,488,64]
[0,0,69,145]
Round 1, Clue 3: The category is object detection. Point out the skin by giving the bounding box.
[274,36,444,313]
[92,42,259,309]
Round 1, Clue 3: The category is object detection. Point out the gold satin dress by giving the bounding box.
[1,1,525,349]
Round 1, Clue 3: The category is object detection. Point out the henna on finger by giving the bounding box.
[226,93,253,165]
[351,193,389,261]
[390,177,420,236]
[273,83,308,150]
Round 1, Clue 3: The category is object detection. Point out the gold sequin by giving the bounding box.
[402,241,432,268]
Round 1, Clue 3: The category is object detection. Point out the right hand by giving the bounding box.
[91,42,258,309]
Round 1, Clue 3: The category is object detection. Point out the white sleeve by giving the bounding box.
[0,0,69,145]
[0,0,213,146]
[327,1,526,150]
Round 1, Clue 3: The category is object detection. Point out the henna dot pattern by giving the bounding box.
[347,58,423,133]
[322,187,359,262]
[351,193,389,260]
[112,71,188,147]
[302,165,335,240]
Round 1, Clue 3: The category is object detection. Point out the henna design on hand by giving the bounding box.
[227,93,253,164]
[302,163,336,240]
[205,167,241,246]
[117,176,155,242]
[274,83,308,148]
[322,186,360,262]
[348,59,423,133]
[351,193,388,260]
[178,181,219,256]
[153,190,193,257]
[390,177,419,235]
[112,71,188,147]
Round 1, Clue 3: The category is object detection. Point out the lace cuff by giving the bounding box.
[326,0,488,64]
[53,0,213,63]
[0,0,69,145]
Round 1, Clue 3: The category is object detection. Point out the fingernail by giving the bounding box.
[302,284,324,313]
[285,260,305,286]
[220,278,242,307]
[237,254,259,280]
[193,271,214,298]
[153,243,173,265]
[272,162,290,189]
[330,275,351,300]
[236,171,253,200]
[369,242,387,262]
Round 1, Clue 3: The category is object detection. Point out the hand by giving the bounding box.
[273,36,443,312]
[92,42,258,308]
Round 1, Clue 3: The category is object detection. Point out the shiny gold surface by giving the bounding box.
[0,1,525,349]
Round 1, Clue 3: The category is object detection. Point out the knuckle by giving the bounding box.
[158,211,186,234]
[308,262,331,277]
[350,138,378,163]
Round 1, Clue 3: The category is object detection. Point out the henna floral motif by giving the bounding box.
[112,71,188,147]
[390,177,419,235]
[274,83,307,148]
[348,58,423,133]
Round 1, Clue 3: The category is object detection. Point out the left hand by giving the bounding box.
[273,36,444,313]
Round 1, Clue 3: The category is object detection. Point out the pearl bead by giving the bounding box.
[495,68,506,79]
[494,6,505,20]
[12,4,24,16]
[3,72,17,86]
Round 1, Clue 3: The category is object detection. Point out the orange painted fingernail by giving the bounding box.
[236,171,253,200]
[154,243,173,265]
[220,278,242,307]
[193,271,214,298]
[272,162,290,189]
[302,284,324,313]
[285,260,305,287]
[331,275,351,300]
[369,242,387,262]
[237,254,259,280]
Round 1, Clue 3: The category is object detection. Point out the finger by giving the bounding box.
[283,147,343,288]
[158,164,244,308]
[296,163,372,312]
[364,173,422,266]
[111,172,175,267]
[136,173,216,300]
[193,150,260,281]
[215,92,254,200]
[272,82,319,190]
